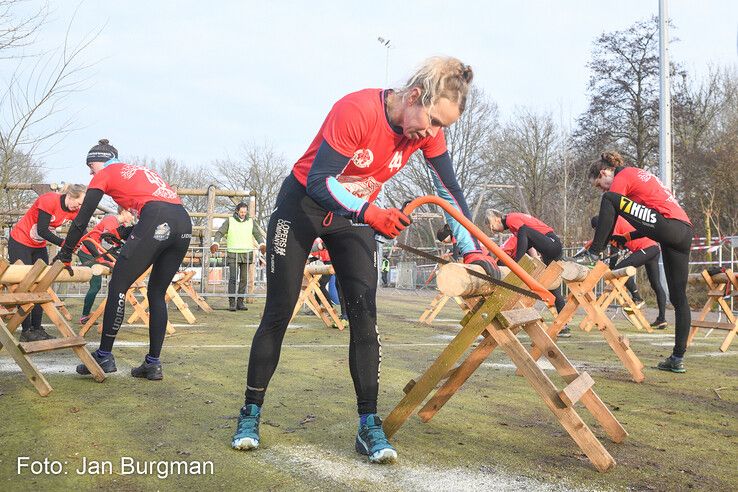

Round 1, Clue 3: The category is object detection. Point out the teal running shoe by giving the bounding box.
[355,414,397,464]
[656,355,686,374]
[232,404,261,450]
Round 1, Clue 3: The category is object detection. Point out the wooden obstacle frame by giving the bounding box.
[537,261,646,383]
[127,270,212,325]
[290,263,345,330]
[580,265,652,333]
[418,292,466,325]
[688,268,737,352]
[79,266,176,336]
[0,260,105,396]
[384,256,626,472]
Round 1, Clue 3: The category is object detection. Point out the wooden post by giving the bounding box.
[203,184,217,295]
[247,192,257,304]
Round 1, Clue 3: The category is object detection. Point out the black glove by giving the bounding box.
[52,250,74,276]
[610,235,627,249]
[100,232,123,246]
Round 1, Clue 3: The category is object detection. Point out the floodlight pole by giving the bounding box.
[659,0,672,190]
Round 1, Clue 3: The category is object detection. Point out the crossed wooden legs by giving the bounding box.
[0,260,104,396]
[383,257,626,472]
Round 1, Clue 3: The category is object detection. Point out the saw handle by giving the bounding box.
[402,195,555,306]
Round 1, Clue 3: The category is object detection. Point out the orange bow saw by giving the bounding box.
[401,195,555,306]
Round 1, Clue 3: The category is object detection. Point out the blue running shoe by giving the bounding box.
[232,404,261,450]
[355,414,397,464]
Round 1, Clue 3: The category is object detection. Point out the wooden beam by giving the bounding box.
[558,372,595,407]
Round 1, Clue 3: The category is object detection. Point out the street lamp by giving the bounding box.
[377,36,392,86]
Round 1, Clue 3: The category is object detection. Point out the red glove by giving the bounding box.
[463,252,500,280]
[362,204,411,239]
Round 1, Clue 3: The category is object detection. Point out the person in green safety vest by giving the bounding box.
[380,257,390,287]
[211,202,265,311]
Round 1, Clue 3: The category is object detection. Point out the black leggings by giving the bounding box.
[7,236,48,332]
[514,226,566,312]
[245,174,380,415]
[98,202,191,358]
[611,245,667,322]
[593,192,693,357]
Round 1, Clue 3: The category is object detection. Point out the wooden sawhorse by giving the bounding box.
[79,267,175,337]
[384,257,626,472]
[171,270,214,313]
[536,262,645,383]
[580,265,652,333]
[291,263,345,330]
[418,292,466,325]
[0,260,105,395]
[688,268,737,352]
[127,272,203,325]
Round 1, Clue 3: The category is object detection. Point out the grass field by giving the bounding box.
[1,289,736,491]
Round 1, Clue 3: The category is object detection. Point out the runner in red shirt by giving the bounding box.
[76,208,135,325]
[583,151,693,373]
[9,185,86,341]
[55,139,192,381]
[232,57,493,463]
[485,209,568,318]
[590,216,667,329]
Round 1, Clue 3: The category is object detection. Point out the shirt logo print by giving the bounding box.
[351,149,374,168]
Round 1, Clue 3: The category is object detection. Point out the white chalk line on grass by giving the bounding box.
[257,444,592,492]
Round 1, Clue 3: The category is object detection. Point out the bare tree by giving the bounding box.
[0,0,47,57]
[487,109,561,222]
[673,66,738,237]
[0,4,99,192]
[211,141,289,230]
[572,17,679,171]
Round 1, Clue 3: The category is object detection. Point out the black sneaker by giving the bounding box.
[237,301,248,311]
[19,328,55,342]
[656,356,685,374]
[651,320,667,330]
[77,351,117,374]
[558,326,572,338]
[131,360,164,380]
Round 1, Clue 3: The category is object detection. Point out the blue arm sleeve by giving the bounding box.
[426,152,481,255]
[306,140,368,221]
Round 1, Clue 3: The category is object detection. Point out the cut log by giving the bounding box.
[559,261,591,282]
[0,264,98,284]
[436,263,511,297]
[305,264,335,276]
[604,266,636,280]
[688,271,731,285]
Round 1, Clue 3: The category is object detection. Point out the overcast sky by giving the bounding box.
[5,0,737,185]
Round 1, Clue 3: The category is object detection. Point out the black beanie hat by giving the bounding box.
[86,138,118,165]
[436,224,452,242]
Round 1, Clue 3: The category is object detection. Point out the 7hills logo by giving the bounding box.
[619,197,657,224]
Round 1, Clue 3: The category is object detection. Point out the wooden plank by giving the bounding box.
[495,307,542,330]
[0,293,54,305]
[39,301,106,383]
[167,285,197,324]
[0,321,53,396]
[558,372,595,407]
[20,336,86,354]
[690,320,735,330]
